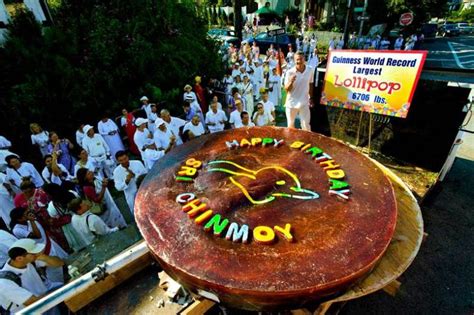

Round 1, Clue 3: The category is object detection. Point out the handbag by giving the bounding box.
[85,199,106,215]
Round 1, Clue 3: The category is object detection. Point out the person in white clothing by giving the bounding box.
[183,115,205,141]
[75,124,85,148]
[0,135,16,173]
[160,109,185,146]
[74,149,101,179]
[76,169,127,229]
[41,154,73,186]
[267,68,282,108]
[148,104,158,132]
[328,37,336,50]
[81,125,113,178]
[98,116,125,162]
[0,230,17,267]
[0,239,64,313]
[205,102,227,133]
[336,36,344,49]
[284,52,315,131]
[29,123,50,157]
[0,173,15,226]
[5,155,44,189]
[394,35,404,50]
[229,100,244,128]
[140,96,152,120]
[154,119,178,152]
[308,47,319,68]
[113,151,147,213]
[134,118,164,169]
[9,207,67,284]
[253,102,273,126]
[241,75,254,115]
[69,198,119,248]
[235,111,255,128]
[261,92,276,122]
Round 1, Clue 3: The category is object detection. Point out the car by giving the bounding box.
[456,22,474,34]
[420,23,438,40]
[207,28,239,46]
[438,24,460,37]
[242,32,296,55]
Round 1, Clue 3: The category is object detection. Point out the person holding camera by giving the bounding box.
[0,239,64,313]
[47,131,76,175]
[9,207,67,284]
[5,155,44,190]
[41,153,73,187]
[76,168,126,230]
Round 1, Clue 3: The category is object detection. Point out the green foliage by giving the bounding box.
[0,0,224,159]
[449,7,474,23]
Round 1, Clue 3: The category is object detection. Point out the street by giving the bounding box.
[422,34,474,70]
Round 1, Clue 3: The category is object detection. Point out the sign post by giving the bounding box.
[321,50,427,118]
[399,12,414,26]
[266,28,286,37]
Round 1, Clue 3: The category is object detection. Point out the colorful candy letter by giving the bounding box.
[253,226,275,244]
[204,214,229,236]
[225,223,249,243]
[274,224,294,242]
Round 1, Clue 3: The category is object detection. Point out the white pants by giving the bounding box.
[286,106,311,131]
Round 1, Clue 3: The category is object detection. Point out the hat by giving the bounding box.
[184,84,192,91]
[155,118,166,128]
[135,118,148,126]
[10,239,45,254]
[140,96,149,101]
[83,124,94,135]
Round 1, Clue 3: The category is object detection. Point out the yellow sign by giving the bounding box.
[321,50,427,118]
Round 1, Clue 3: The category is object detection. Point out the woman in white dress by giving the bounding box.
[10,206,68,283]
[76,168,127,229]
[241,75,254,116]
[30,123,50,157]
[98,116,125,162]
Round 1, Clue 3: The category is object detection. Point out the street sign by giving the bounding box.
[357,16,370,21]
[399,12,413,26]
[354,7,364,13]
[267,28,286,37]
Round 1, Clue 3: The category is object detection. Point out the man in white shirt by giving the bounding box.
[0,231,17,267]
[253,102,273,126]
[41,154,73,186]
[183,115,205,140]
[5,155,44,189]
[0,239,64,313]
[308,47,319,68]
[261,91,276,122]
[81,125,112,178]
[229,100,244,129]
[113,151,147,213]
[267,68,282,107]
[69,198,119,248]
[160,109,185,146]
[0,135,16,173]
[235,111,255,128]
[205,102,227,133]
[148,104,158,132]
[153,119,177,153]
[133,118,164,169]
[284,51,315,131]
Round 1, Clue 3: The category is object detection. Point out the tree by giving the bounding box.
[0,0,224,161]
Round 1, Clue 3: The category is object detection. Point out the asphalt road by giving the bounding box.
[422,35,474,70]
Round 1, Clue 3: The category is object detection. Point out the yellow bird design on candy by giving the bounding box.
[207,160,320,205]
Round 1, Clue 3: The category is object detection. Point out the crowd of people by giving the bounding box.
[0,33,319,310]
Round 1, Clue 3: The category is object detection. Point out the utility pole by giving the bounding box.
[342,0,356,48]
[358,0,368,37]
[233,0,243,41]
